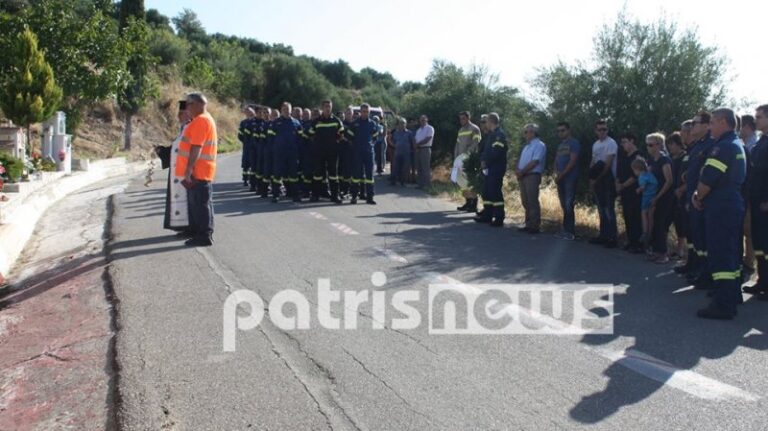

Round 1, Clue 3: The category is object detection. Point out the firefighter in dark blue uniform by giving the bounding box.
[250,106,265,195]
[339,108,356,199]
[244,105,261,192]
[256,107,273,198]
[238,107,256,186]
[308,100,344,203]
[743,105,768,300]
[684,112,716,287]
[346,103,379,204]
[269,103,304,203]
[474,113,507,227]
[693,108,746,319]
[299,108,314,198]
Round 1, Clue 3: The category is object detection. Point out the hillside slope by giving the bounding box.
[73,80,242,160]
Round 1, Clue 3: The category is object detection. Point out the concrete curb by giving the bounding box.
[0,158,156,280]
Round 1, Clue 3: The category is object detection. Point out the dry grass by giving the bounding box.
[428,166,602,237]
[72,78,243,160]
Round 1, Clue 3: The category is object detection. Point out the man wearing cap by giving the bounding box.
[176,93,218,247]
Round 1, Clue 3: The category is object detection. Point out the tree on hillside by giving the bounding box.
[534,13,728,148]
[261,54,336,108]
[402,60,533,164]
[118,0,156,150]
[117,0,156,151]
[0,28,62,154]
[172,9,207,44]
[146,8,172,30]
[1,0,127,134]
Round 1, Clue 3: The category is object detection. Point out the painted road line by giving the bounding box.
[592,348,760,401]
[374,247,409,264]
[422,273,759,402]
[307,211,329,221]
[330,223,359,236]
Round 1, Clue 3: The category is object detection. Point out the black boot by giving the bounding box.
[457,198,471,211]
[744,259,768,294]
[466,198,478,213]
[474,205,492,223]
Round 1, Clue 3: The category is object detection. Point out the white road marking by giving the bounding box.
[422,273,759,402]
[374,247,409,263]
[307,211,328,221]
[330,223,359,236]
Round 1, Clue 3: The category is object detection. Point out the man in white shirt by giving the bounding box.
[414,115,435,188]
[589,119,619,248]
[515,123,547,233]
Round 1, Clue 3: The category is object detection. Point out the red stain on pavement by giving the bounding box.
[0,254,112,431]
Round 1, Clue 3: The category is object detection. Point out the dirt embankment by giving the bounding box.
[72,80,243,160]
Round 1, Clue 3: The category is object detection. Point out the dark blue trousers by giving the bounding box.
[188,180,214,240]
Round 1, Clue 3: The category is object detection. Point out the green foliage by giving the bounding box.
[146,8,172,30]
[217,135,240,153]
[149,28,189,66]
[401,60,534,165]
[172,9,206,43]
[0,152,24,183]
[0,28,62,131]
[1,0,128,134]
[118,17,156,116]
[534,12,728,149]
[261,54,336,108]
[183,57,215,90]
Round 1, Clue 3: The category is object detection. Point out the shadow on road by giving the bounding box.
[367,208,768,424]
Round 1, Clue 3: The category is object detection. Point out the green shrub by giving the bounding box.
[0,152,24,183]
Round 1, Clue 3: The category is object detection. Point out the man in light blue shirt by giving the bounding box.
[515,123,547,233]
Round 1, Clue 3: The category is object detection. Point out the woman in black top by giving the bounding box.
[646,132,675,263]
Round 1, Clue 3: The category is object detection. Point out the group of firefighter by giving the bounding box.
[238,100,382,205]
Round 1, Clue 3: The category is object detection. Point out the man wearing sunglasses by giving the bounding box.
[692,108,747,319]
[589,119,618,248]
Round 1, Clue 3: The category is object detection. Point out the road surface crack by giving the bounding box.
[341,347,436,425]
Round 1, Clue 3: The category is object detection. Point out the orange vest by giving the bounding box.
[175,112,218,181]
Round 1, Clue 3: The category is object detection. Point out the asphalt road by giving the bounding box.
[111,153,768,431]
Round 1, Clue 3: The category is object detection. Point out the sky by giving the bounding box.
[146,0,767,111]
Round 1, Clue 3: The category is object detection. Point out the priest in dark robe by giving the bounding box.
[156,101,192,234]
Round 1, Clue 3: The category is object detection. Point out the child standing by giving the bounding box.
[632,158,658,251]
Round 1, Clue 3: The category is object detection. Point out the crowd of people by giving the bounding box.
[231,97,766,321]
[448,107,767,321]
[236,101,436,206]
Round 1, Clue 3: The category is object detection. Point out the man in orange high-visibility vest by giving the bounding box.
[175,92,218,247]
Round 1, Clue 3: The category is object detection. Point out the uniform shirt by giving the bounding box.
[482,127,508,175]
[414,124,435,148]
[238,118,251,146]
[392,129,415,155]
[748,134,768,205]
[555,137,580,183]
[699,130,746,204]
[591,137,618,177]
[246,117,261,145]
[308,115,344,146]
[455,123,482,157]
[685,133,715,199]
[517,138,546,174]
[268,116,303,150]
[347,117,380,151]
